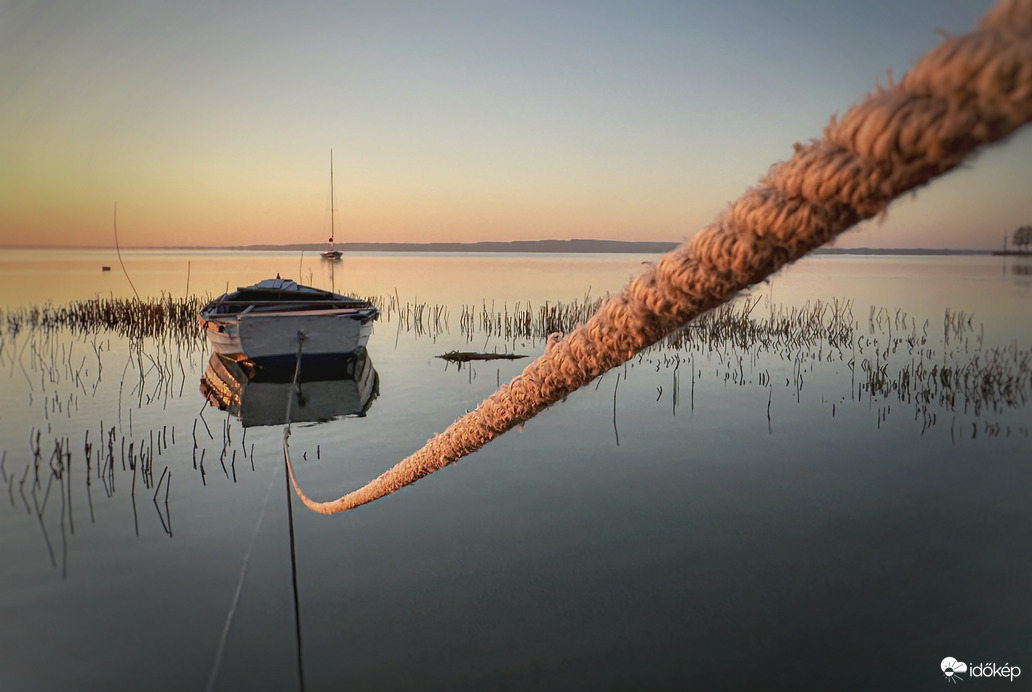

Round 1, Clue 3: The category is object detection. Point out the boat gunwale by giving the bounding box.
[205,298,373,309]
[200,305,379,321]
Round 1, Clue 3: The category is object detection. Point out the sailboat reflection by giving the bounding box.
[200,348,379,427]
[1008,262,1032,277]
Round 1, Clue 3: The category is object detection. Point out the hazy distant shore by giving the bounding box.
[4,239,1001,255]
[151,240,994,255]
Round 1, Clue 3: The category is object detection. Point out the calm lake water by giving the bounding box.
[1,249,1030,691]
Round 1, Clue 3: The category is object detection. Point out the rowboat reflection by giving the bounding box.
[200,348,378,427]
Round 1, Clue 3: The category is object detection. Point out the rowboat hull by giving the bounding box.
[200,308,376,363]
[197,277,379,363]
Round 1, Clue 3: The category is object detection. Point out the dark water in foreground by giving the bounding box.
[1,251,1030,691]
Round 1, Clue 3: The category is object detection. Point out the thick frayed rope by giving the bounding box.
[287,0,1032,514]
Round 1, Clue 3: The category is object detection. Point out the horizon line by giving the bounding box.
[0,238,1008,254]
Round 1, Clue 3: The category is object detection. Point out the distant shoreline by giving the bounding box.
[202,239,1001,255]
[2,239,1006,255]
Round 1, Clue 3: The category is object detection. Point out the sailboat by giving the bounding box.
[321,149,344,261]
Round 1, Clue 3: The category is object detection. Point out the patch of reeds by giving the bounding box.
[2,294,207,343]
[666,297,856,352]
[2,287,1027,433]
[381,293,449,338]
[457,295,604,343]
[398,294,858,349]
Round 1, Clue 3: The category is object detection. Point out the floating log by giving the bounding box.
[436,351,527,363]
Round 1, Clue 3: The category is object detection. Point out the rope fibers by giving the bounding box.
[287,0,1032,514]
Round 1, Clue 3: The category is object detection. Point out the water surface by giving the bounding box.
[1,250,1030,691]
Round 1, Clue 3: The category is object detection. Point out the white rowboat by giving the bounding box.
[198,277,378,363]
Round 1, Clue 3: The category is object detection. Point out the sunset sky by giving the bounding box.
[2,0,1029,250]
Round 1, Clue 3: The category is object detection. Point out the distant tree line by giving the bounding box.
[1014,225,1032,252]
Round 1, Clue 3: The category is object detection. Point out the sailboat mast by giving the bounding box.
[321,149,343,260]
[329,149,335,250]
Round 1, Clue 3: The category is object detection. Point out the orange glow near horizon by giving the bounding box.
[4,139,1030,251]
[0,155,713,248]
